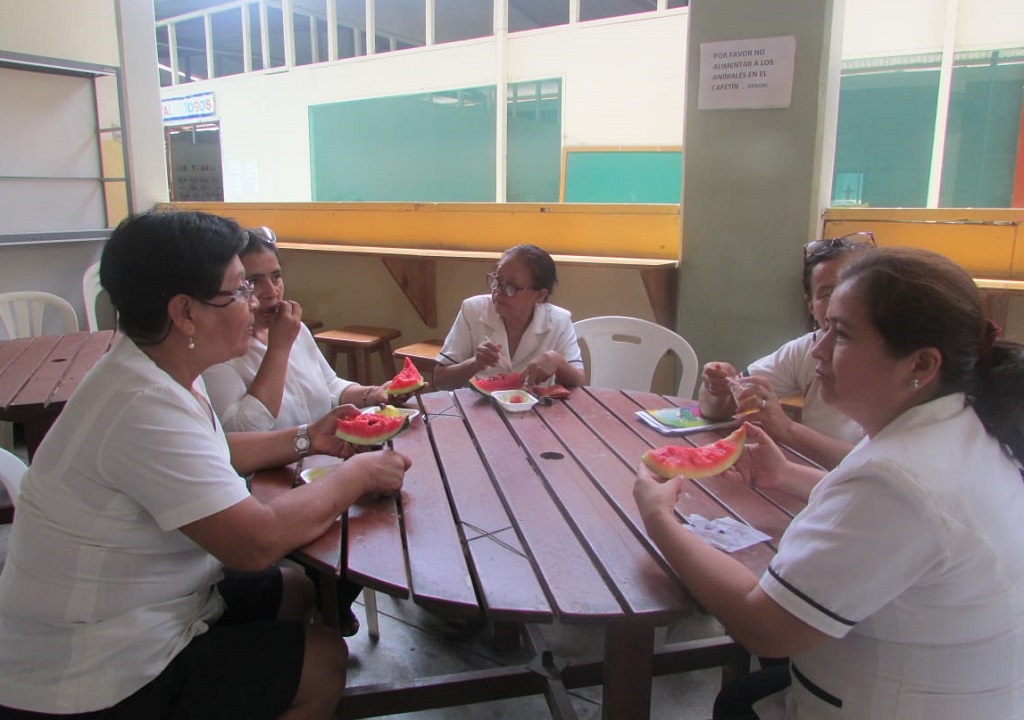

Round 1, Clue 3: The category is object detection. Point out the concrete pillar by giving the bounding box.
[678,0,843,368]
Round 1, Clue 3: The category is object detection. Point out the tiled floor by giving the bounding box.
[342,591,727,719]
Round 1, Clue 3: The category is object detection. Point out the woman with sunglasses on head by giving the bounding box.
[0,211,410,720]
[698,232,876,470]
[433,244,586,391]
[203,226,389,434]
[638,247,1024,719]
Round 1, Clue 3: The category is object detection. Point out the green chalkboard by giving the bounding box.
[563,150,682,203]
[309,87,497,202]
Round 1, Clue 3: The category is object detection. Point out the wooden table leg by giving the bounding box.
[603,623,655,720]
[23,412,59,461]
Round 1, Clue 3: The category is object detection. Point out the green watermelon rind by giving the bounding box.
[335,412,410,445]
[386,379,425,396]
[641,426,747,480]
[469,372,523,397]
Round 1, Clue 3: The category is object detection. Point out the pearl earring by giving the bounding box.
[188,336,195,350]
[910,377,919,389]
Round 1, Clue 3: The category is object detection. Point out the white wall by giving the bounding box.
[0,0,119,66]
[0,0,166,326]
[162,11,689,201]
[162,0,1024,203]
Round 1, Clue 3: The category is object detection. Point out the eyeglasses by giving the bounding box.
[486,272,532,298]
[199,280,256,307]
[247,226,277,245]
[803,231,876,260]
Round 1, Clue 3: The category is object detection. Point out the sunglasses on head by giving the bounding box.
[247,226,277,245]
[803,231,876,260]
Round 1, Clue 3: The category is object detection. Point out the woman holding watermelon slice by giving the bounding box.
[636,247,1024,719]
[698,232,875,470]
[204,226,391,433]
[0,212,410,720]
[433,244,586,391]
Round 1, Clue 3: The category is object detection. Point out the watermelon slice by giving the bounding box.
[641,426,747,480]
[387,356,426,396]
[469,372,523,396]
[335,407,409,445]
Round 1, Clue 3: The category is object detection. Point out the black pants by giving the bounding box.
[713,658,791,720]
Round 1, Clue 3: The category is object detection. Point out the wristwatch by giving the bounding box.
[293,424,311,457]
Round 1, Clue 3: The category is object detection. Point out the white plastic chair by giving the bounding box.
[574,316,700,399]
[0,291,79,340]
[82,262,104,332]
[0,446,28,517]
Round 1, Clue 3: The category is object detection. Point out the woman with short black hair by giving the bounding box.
[0,210,410,719]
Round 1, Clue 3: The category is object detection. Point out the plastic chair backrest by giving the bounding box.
[82,262,104,332]
[0,292,79,340]
[573,316,700,399]
[0,447,28,508]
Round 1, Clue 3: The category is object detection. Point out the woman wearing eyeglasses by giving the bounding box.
[0,211,410,719]
[203,227,388,434]
[698,232,876,470]
[433,244,586,391]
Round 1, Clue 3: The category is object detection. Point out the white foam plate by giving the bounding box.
[299,466,332,484]
[491,389,538,412]
[360,405,421,422]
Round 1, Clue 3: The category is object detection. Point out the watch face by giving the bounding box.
[295,430,311,454]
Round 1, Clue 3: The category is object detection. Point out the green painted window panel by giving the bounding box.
[507,79,562,202]
[940,54,1024,208]
[309,87,497,201]
[564,151,682,203]
[833,70,939,208]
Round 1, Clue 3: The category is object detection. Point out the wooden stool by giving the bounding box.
[314,326,401,385]
[393,339,443,381]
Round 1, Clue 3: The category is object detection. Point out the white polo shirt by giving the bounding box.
[762,393,1024,719]
[0,339,251,713]
[748,331,864,445]
[204,323,354,431]
[437,294,583,378]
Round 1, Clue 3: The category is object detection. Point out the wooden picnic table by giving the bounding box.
[250,386,811,720]
[0,331,119,459]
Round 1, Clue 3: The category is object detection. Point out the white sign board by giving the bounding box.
[162,92,216,124]
[698,36,796,110]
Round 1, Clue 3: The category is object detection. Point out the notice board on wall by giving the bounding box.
[561,147,682,204]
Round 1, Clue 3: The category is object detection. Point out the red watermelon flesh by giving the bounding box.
[387,356,426,396]
[469,372,523,396]
[335,411,409,445]
[641,426,747,480]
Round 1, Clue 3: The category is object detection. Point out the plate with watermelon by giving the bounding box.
[468,372,523,397]
[336,405,412,446]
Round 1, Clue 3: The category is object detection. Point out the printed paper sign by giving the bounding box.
[698,35,796,110]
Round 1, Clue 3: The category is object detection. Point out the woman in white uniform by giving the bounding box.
[433,244,585,390]
[203,226,389,433]
[699,233,874,470]
[0,211,410,719]
[636,247,1024,719]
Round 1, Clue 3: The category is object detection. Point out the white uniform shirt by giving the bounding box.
[761,393,1024,719]
[747,331,864,445]
[437,294,583,379]
[0,339,251,714]
[203,323,353,431]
